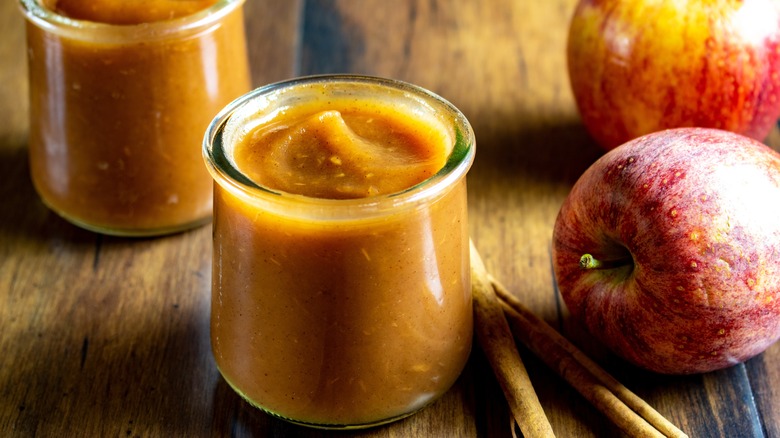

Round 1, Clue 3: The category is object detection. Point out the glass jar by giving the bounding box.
[21,0,251,236]
[204,75,476,429]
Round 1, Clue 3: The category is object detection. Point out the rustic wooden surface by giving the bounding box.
[2,1,780,436]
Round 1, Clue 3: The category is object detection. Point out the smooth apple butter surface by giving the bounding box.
[233,101,451,198]
[206,78,475,428]
[23,0,250,235]
[48,0,218,24]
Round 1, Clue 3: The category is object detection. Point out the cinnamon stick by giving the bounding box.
[491,276,688,438]
[469,240,556,437]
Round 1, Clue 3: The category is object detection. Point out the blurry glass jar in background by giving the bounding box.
[20,0,251,236]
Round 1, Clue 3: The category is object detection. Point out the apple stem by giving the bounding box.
[579,254,628,270]
[579,254,602,269]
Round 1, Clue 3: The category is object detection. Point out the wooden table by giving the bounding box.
[2,1,779,436]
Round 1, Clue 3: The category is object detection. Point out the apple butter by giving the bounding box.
[21,0,251,235]
[204,76,476,428]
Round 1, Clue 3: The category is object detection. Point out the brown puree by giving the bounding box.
[210,85,474,426]
[234,100,451,198]
[48,0,218,24]
[25,0,250,234]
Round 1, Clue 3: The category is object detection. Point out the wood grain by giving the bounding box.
[2,0,779,436]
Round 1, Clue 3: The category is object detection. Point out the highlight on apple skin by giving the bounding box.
[567,0,780,150]
[551,127,780,374]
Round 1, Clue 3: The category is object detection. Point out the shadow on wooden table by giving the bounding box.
[0,133,97,245]
[464,113,605,188]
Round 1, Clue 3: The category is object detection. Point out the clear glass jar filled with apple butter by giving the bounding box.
[203,75,476,429]
[20,0,251,236]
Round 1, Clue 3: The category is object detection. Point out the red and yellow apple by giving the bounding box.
[552,127,780,374]
[567,0,780,150]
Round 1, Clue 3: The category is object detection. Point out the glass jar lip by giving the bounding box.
[18,0,245,42]
[203,74,476,219]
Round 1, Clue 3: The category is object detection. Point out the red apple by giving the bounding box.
[551,127,780,374]
[567,0,780,150]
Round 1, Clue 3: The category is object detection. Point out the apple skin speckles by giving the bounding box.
[552,127,780,374]
[567,0,780,150]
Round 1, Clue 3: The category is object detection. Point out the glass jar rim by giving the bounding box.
[203,74,476,221]
[19,0,245,43]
